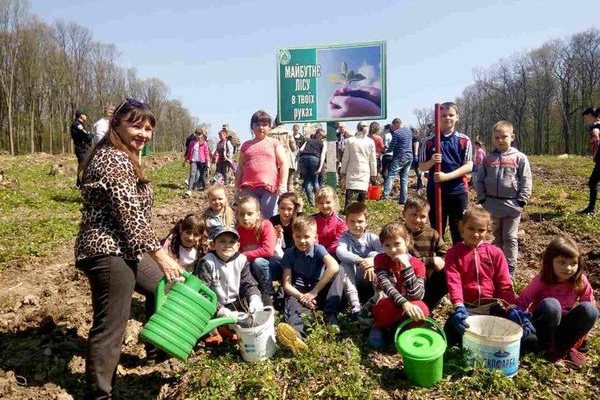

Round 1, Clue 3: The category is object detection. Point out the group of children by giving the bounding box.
[158,102,597,369]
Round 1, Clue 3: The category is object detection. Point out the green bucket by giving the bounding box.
[140,271,237,361]
[394,317,447,387]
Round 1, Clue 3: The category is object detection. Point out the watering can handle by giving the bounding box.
[155,270,218,312]
[394,317,447,344]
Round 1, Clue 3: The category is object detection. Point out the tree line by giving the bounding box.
[414,28,600,156]
[0,0,198,156]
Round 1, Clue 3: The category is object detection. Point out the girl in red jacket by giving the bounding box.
[236,195,281,306]
[444,206,535,348]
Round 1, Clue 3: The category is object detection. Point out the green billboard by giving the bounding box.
[277,41,386,123]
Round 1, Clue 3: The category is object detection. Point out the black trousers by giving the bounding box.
[587,161,600,209]
[343,189,366,215]
[77,254,163,400]
[427,191,468,245]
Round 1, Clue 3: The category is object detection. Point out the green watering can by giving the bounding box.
[140,270,237,360]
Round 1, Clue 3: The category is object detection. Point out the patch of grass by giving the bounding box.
[0,153,186,268]
[185,314,377,400]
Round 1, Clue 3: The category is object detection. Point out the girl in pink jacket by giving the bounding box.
[444,206,534,348]
[516,236,597,368]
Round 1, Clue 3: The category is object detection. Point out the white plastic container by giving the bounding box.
[463,315,523,376]
[233,307,276,362]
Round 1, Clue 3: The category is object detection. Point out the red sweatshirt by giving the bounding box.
[313,212,347,255]
[445,241,516,306]
[237,219,277,262]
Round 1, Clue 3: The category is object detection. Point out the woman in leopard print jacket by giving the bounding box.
[75,98,183,400]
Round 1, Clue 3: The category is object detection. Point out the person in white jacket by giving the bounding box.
[340,121,377,214]
[92,106,114,144]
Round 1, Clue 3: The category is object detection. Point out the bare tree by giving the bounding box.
[0,0,27,155]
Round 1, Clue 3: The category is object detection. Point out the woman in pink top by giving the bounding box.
[235,110,288,219]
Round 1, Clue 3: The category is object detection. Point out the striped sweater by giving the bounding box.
[374,253,426,306]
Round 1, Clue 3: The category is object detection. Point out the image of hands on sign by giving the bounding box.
[327,62,381,118]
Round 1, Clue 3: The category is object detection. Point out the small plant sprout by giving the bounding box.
[328,61,366,90]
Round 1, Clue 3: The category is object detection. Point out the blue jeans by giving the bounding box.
[298,155,320,206]
[239,187,279,219]
[250,256,282,306]
[383,154,412,203]
[531,298,598,351]
[188,161,207,190]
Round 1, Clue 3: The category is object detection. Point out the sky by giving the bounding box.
[29,0,598,141]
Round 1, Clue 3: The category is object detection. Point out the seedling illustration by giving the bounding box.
[328,61,366,90]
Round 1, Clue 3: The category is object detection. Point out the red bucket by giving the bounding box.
[367,185,382,200]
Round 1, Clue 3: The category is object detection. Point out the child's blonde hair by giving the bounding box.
[203,184,235,228]
[236,195,264,239]
[492,120,514,134]
[315,186,338,211]
[292,214,317,234]
[165,213,208,259]
[460,205,491,236]
[541,236,585,291]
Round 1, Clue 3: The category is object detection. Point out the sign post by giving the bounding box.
[325,122,337,187]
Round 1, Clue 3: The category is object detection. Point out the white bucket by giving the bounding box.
[233,307,276,362]
[463,315,523,377]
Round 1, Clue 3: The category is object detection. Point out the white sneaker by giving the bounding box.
[185,190,192,197]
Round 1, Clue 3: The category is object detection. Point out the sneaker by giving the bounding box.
[184,190,192,198]
[218,326,238,343]
[325,314,340,334]
[276,323,308,355]
[565,347,586,369]
[204,332,223,346]
[577,339,589,354]
[368,327,384,349]
[577,207,595,214]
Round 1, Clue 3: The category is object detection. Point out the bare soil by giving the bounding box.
[0,158,598,400]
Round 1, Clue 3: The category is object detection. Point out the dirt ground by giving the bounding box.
[0,158,598,400]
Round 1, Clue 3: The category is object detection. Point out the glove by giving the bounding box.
[507,307,536,339]
[449,306,470,334]
[216,306,236,318]
[248,295,263,314]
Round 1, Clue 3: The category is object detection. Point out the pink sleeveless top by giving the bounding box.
[239,137,281,193]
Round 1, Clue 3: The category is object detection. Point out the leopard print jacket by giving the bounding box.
[75,146,161,262]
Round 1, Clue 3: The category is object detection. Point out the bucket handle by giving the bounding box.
[155,270,217,313]
[394,317,447,345]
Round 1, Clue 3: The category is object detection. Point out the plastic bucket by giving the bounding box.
[233,307,276,362]
[394,317,447,387]
[463,315,523,376]
[367,185,382,200]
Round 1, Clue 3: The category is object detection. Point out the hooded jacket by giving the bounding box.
[475,147,532,217]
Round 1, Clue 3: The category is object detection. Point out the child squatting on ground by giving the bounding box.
[516,236,598,368]
[444,206,536,350]
[332,202,383,322]
[402,195,448,311]
[161,213,208,268]
[281,215,340,337]
[236,195,282,307]
[368,222,430,349]
[476,120,532,276]
[191,227,263,346]
[202,184,236,241]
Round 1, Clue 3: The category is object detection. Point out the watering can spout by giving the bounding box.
[201,316,237,337]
